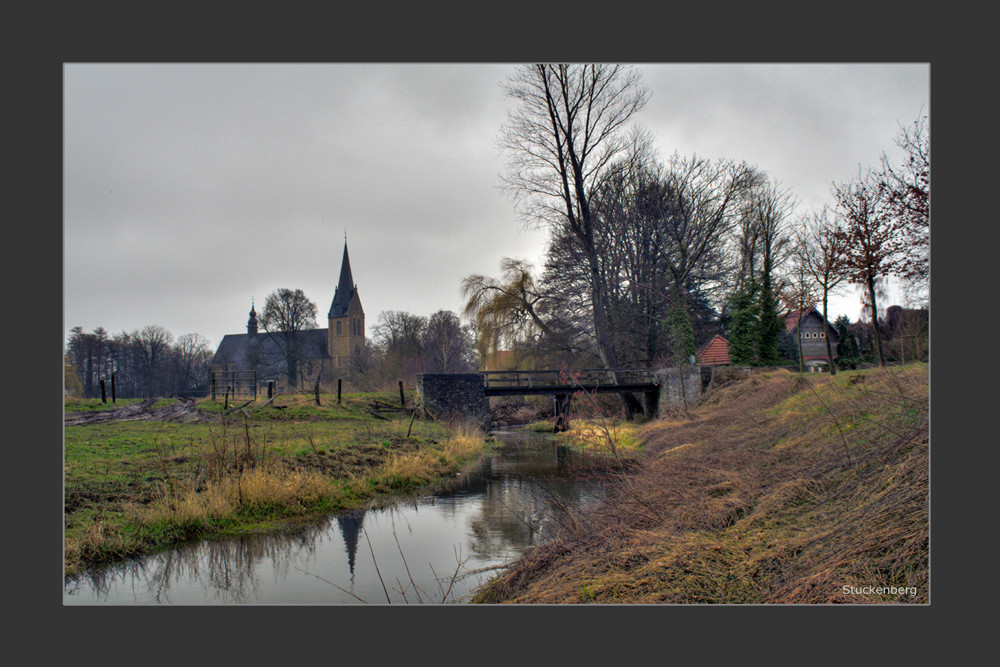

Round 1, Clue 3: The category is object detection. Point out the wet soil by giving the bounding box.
[64,398,212,426]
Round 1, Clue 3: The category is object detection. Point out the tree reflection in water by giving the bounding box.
[64,432,603,604]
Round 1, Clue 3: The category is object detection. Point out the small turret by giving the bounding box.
[247,300,258,337]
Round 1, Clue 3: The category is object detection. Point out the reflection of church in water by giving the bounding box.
[337,510,366,575]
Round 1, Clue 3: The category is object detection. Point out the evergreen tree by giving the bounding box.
[665,303,698,409]
[756,280,782,365]
[727,280,760,365]
[666,304,697,364]
[835,315,860,367]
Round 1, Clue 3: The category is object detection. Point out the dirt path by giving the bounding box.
[64,398,209,426]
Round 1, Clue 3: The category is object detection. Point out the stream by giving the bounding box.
[63,430,606,604]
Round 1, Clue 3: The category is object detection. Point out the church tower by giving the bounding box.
[327,241,365,378]
[247,301,258,337]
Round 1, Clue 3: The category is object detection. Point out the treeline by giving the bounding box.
[65,325,213,399]
[461,65,928,374]
[350,309,477,390]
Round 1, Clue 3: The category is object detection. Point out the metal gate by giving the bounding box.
[211,370,258,400]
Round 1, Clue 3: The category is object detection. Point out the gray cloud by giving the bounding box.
[64,63,928,347]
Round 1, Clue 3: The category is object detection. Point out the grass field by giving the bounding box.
[473,364,929,604]
[64,390,488,578]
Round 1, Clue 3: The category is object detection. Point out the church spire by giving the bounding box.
[328,241,356,318]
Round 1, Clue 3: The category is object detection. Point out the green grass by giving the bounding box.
[64,390,485,578]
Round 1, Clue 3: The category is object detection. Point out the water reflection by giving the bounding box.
[64,431,603,604]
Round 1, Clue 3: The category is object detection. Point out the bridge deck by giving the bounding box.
[482,368,658,397]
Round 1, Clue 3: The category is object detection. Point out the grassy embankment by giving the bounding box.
[473,364,929,604]
[64,390,487,578]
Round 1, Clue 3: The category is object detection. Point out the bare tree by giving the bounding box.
[371,311,427,360]
[134,325,174,397]
[737,174,795,365]
[498,63,649,376]
[174,333,213,392]
[784,241,822,373]
[653,153,760,312]
[878,112,929,304]
[799,207,848,374]
[832,168,904,368]
[423,310,476,373]
[259,288,318,387]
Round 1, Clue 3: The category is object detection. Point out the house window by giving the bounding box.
[336,321,342,336]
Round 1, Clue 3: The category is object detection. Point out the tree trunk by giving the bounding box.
[867,276,885,367]
[797,313,805,373]
[822,292,836,375]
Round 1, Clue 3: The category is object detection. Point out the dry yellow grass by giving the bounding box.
[474,365,929,604]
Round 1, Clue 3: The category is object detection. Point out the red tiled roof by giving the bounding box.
[785,308,815,331]
[696,334,730,366]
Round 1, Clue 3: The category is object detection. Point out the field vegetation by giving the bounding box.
[473,364,929,604]
[64,390,487,578]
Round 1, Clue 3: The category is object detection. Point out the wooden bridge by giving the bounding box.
[481,368,658,396]
[481,368,660,429]
[416,367,705,431]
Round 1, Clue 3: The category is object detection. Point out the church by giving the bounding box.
[209,241,365,393]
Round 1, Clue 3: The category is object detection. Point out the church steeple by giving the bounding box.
[247,300,258,337]
[326,239,365,379]
[328,241,356,318]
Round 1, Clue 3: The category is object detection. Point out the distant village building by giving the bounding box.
[210,241,365,393]
[784,307,839,371]
[695,334,731,367]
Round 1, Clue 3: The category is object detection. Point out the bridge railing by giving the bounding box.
[482,368,658,390]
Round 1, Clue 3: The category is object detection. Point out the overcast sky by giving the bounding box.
[63,63,929,350]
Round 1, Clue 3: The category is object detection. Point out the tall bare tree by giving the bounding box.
[784,240,822,373]
[498,64,649,377]
[832,168,904,368]
[799,207,847,374]
[653,153,760,313]
[738,174,795,365]
[878,113,929,304]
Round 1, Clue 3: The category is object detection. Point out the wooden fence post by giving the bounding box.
[211,372,217,401]
[100,379,107,404]
[399,380,405,407]
[111,373,116,403]
[337,378,342,405]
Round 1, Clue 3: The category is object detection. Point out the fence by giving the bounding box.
[211,370,259,400]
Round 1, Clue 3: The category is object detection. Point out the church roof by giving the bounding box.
[328,242,357,318]
[211,328,329,379]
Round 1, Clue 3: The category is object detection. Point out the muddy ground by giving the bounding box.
[64,398,217,426]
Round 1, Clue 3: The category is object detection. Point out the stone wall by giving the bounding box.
[655,366,713,411]
[415,373,491,430]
